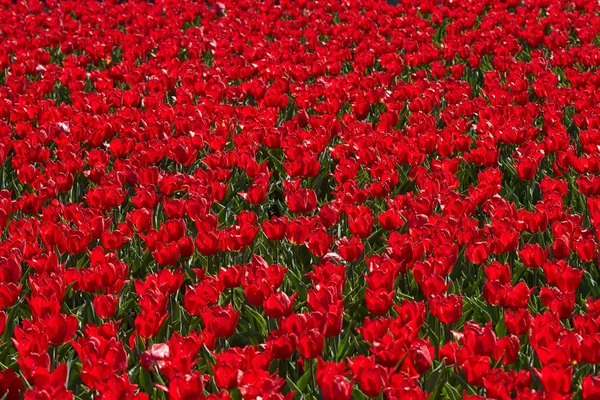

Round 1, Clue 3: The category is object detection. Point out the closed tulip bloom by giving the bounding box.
[534,364,572,395]
[365,288,394,317]
[298,329,324,359]
[263,291,297,319]
[262,216,288,241]
[430,294,463,325]
[318,374,352,400]
[583,375,600,400]
[201,304,239,338]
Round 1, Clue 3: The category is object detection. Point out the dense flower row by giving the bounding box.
[1,0,600,398]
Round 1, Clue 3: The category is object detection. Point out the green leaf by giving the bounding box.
[242,306,268,337]
[351,388,365,400]
[443,383,462,400]
[295,367,312,393]
[138,368,154,395]
[230,389,243,400]
[495,317,507,337]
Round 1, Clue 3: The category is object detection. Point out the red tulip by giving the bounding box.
[319,204,340,228]
[483,280,507,307]
[267,330,296,359]
[285,186,317,214]
[519,243,548,269]
[461,322,497,357]
[0,311,6,337]
[201,305,239,338]
[575,237,597,262]
[220,265,243,288]
[317,374,352,400]
[195,231,220,256]
[298,329,324,359]
[346,206,373,239]
[0,369,24,400]
[151,241,180,267]
[239,179,269,206]
[503,282,534,310]
[26,363,71,400]
[493,335,520,365]
[177,236,195,258]
[516,156,538,180]
[348,355,388,397]
[430,294,462,324]
[42,313,79,346]
[504,309,532,336]
[93,294,119,319]
[213,349,244,389]
[482,369,512,400]
[163,372,205,400]
[410,339,434,374]
[365,288,394,316]
[540,287,576,320]
[306,227,333,258]
[337,236,364,263]
[582,336,600,364]
[583,375,600,400]
[484,262,511,283]
[461,355,490,386]
[534,364,572,395]
[439,341,459,365]
[262,216,287,241]
[140,343,170,371]
[263,292,297,319]
[286,217,314,245]
[543,260,575,290]
[238,369,288,400]
[418,275,450,297]
[135,310,168,339]
[465,240,490,265]
[552,235,571,260]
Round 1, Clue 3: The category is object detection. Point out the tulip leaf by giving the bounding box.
[137,368,153,396]
[351,388,366,400]
[230,389,243,400]
[295,367,312,393]
[242,306,268,338]
[442,383,462,400]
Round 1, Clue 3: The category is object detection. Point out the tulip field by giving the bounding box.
[3,0,600,398]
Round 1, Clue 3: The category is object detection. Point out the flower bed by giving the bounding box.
[0,0,600,399]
